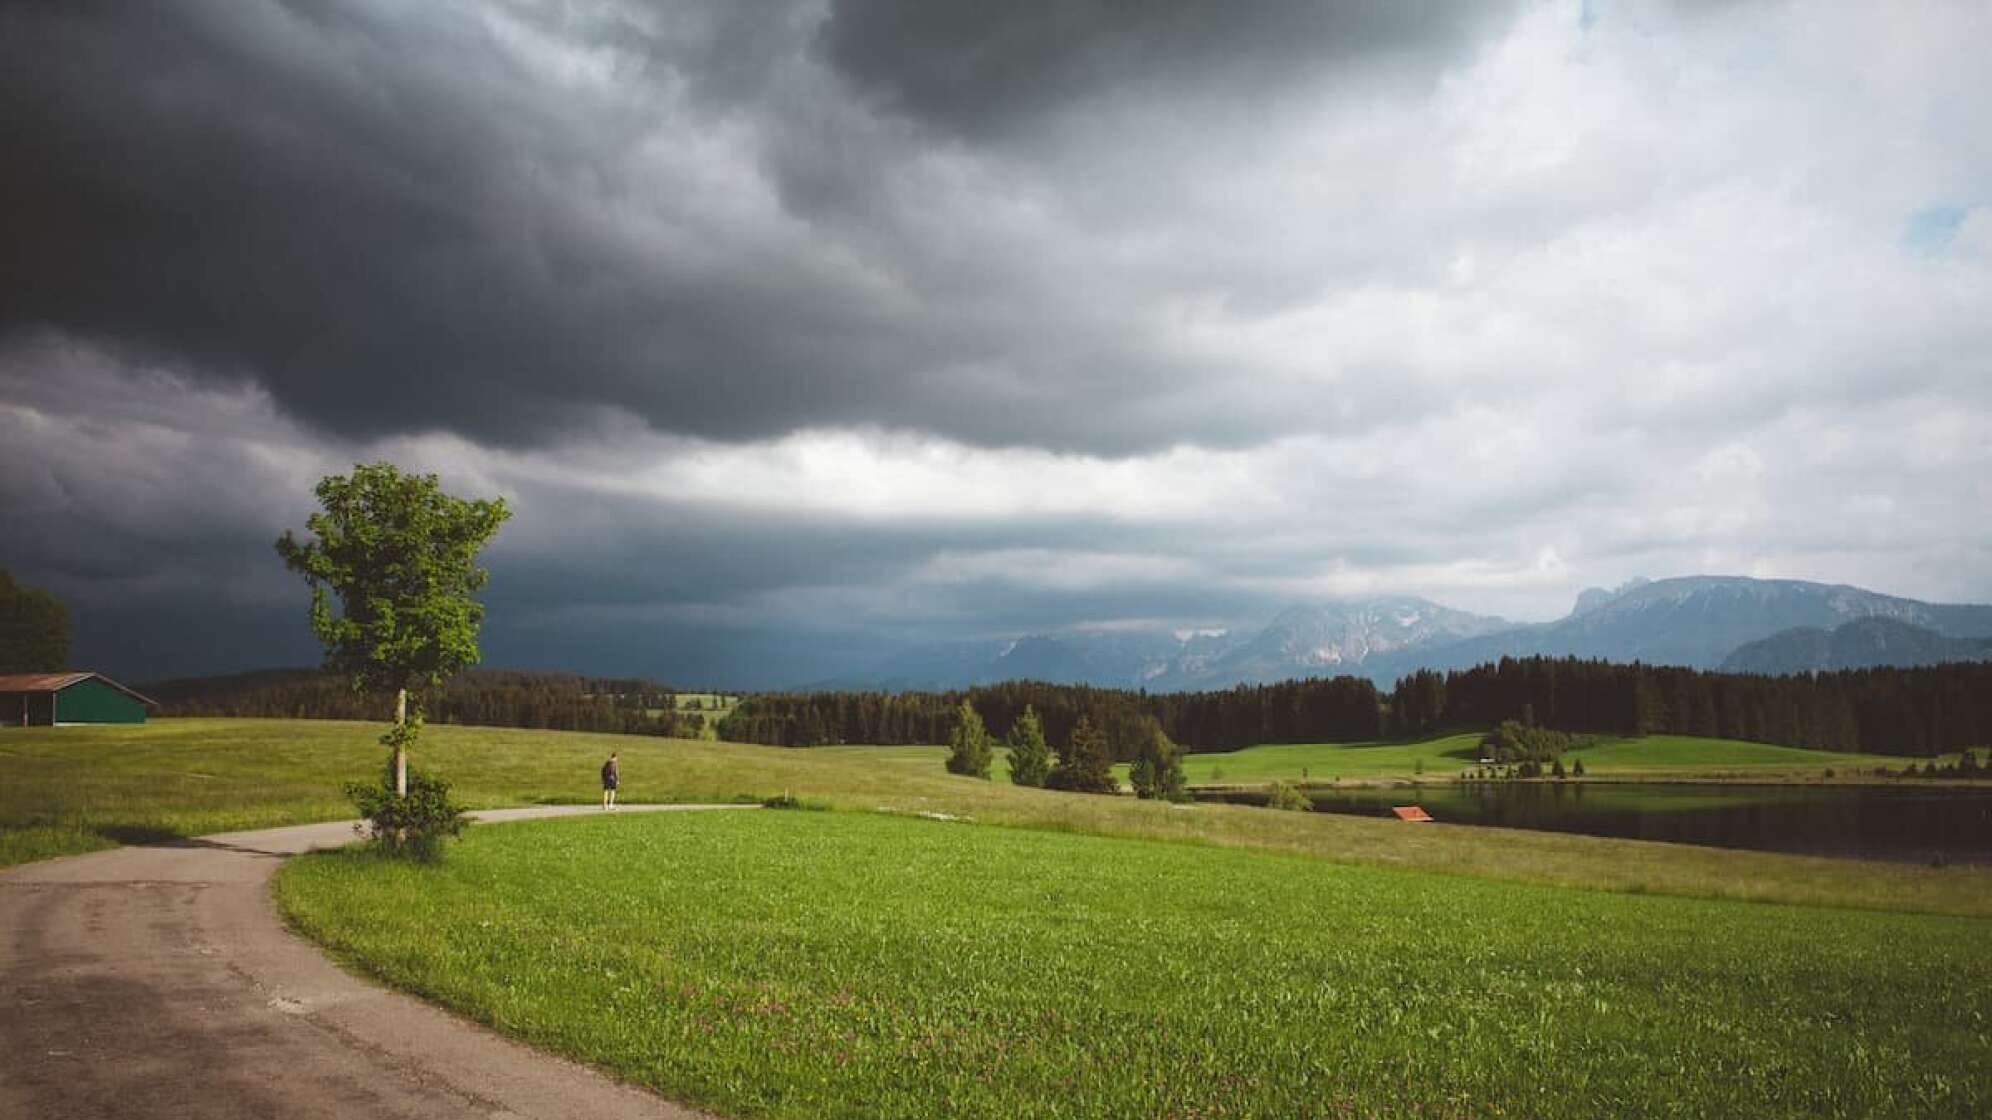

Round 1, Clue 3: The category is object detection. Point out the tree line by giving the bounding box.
[140,655,1991,759]
[147,668,703,737]
[1387,657,1992,757]
[716,676,1384,759]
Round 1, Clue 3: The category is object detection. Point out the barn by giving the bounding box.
[0,672,155,726]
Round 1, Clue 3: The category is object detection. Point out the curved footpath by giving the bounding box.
[1,805,749,1119]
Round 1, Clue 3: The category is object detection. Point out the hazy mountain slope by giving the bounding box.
[1720,617,1992,674]
[830,577,1992,692]
[1382,576,1992,680]
[1148,598,1510,691]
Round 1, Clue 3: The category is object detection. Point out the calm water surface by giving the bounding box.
[1199,782,1992,863]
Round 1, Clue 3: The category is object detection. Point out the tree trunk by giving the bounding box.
[394,687,409,798]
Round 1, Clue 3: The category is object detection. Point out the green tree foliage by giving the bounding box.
[712,656,1992,760]
[343,750,468,862]
[276,463,510,798]
[1479,720,1591,764]
[1390,668,1448,736]
[1394,655,1992,759]
[1265,779,1312,811]
[1571,757,1586,778]
[1047,715,1117,794]
[718,675,1382,754]
[944,699,993,779]
[147,668,700,736]
[1004,704,1052,787]
[0,569,70,673]
[1128,723,1188,801]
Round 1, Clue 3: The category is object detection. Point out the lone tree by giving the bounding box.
[944,699,993,779]
[1047,714,1117,795]
[1128,723,1188,802]
[0,569,71,673]
[276,463,510,797]
[1004,704,1052,787]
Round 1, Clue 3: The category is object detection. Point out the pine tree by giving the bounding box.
[944,699,992,779]
[1047,715,1117,794]
[1004,704,1052,787]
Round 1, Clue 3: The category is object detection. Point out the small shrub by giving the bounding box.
[1265,780,1312,812]
[761,792,825,810]
[1571,758,1586,778]
[345,763,469,862]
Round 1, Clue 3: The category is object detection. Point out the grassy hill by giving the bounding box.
[281,809,1992,1120]
[3,719,1988,918]
[9,717,1990,1117]
[1165,733,1910,784]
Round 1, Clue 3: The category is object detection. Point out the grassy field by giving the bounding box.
[651,693,739,740]
[6,719,1992,917]
[1153,734,1911,785]
[278,809,1992,1120]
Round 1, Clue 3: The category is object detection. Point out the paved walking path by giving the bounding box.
[1,805,748,1119]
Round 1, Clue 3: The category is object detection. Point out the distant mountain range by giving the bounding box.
[824,576,1992,692]
[1720,617,1992,674]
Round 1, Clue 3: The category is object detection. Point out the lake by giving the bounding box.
[1197,782,1992,863]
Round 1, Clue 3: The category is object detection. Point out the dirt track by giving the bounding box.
[0,806,744,1119]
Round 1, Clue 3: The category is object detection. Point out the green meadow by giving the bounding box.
[278,809,1992,1120]
[1161,733,1907,785]
[4,719,1989,917]
[9,718,1992,1117]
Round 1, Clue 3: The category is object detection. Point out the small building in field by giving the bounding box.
[0,672,155,726]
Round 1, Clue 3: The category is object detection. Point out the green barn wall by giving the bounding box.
[54,677,147,724]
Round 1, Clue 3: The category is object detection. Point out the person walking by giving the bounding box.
[601,752,620,810]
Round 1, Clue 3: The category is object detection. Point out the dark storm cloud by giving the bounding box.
[817,0,1518,139]
[0,1,820,447]
[1,0,1460,456]
[5,2,1989,688]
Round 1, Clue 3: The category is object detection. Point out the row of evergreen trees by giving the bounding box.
[943,701,1186,799]
[717,676,1383,758]
[148,668,702,737]
[1388,658,1992,756]
[148,654,1991,759]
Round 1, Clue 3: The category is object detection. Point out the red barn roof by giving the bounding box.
[0,672,157,706]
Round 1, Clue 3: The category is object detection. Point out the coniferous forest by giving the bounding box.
[146,668,701,737]
[719,658,1991,760]
[143,658,1992,761]
[1386,657,1992,757]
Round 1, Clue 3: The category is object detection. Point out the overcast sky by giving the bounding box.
[3,0,1988,686]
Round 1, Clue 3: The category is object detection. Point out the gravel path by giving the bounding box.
[0,805,749,1119]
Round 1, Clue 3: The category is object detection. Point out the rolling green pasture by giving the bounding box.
[653,693,739,739]
[6,719,1991,917]
[278,809,1992,1120]
[1161,734,1908,785]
